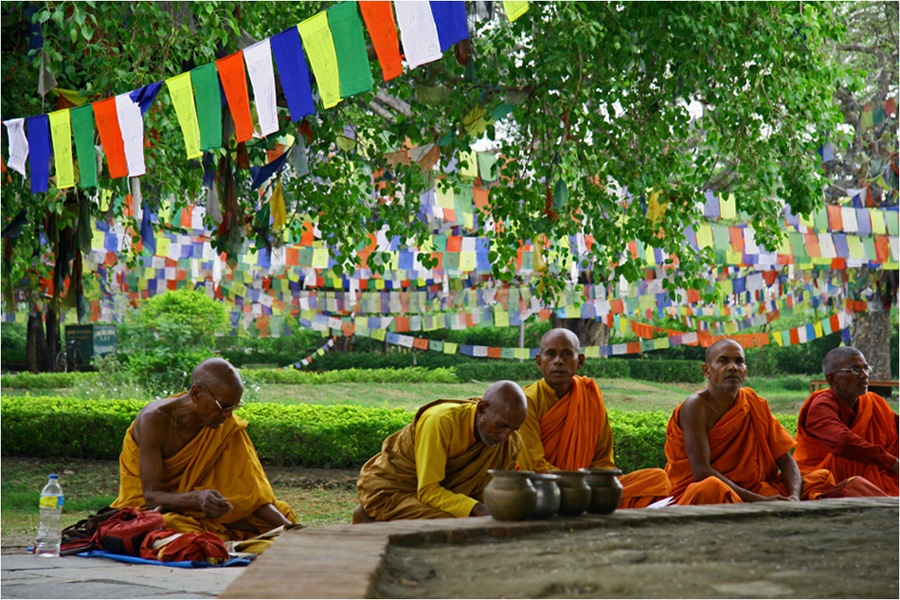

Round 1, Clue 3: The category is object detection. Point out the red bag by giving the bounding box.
[141,529,229,564]
[95,507,166,556]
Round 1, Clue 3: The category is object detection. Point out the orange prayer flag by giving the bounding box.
[874,236,890,263]
[395,316,409,331]
[487,347,502,359]
[789,329,800,345]
[625,341,641,354]
[728,226,744,253]
[216,52,254,143]
[473,186,490,209]
[93,97,129,178]
[359,1,403,81]
[826,205,843,231]
[413,337,429,350]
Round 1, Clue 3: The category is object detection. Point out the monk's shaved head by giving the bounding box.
[822,346,865,376]
[475,380,527,447]
[705,339,743,364]
[482,380,528,414]
[192,357,243,393]
[540,328,580,351]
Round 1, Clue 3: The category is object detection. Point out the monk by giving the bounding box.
[794,347,898,495]
[516,328,670,508]
[665,339,879,505]
[111,358,296,540]
[353,380,527,522]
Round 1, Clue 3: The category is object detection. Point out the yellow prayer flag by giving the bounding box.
[719,193,736,220]
[435,183,455,209]
[565,304,579,319]
[53,88,88,106]
[443,341,458,354]
[463,106,491,136]
[48,109,75,189]
[270,180,287,230]
[584,346,600,358]
[165,73,202,160]
[772,331,783,347]
[814,321,824,338]
[312,248,329,268]
[647,189,668,224]
[514,347,530,360]
[297,16,342,109]
[725,250,742,264]
[494,309,510,328]
[15,311,27,324]
[847,236,865,259]
[653,337,670,350]
[155,237,171,258]
[869,209,886,235]
[503,0,529,22]
[371,328,386,341]
[92,229,106,252]
[696,224,713,249]
[459,150,478,178]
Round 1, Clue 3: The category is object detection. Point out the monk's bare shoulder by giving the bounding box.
[132,397,175,447]
[677,389,711,431]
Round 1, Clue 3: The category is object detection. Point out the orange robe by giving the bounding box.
[518,376,670,508]
[665,387,836,505]
[112,414,296,541]
[795,390,899,496]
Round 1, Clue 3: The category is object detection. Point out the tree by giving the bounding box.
[2,2,850,365]
[826,0,898,379]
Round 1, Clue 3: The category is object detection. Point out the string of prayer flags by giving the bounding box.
[394,1,442,69]
[327,1,374,98]
[26,115,50,193]
[166,73,203,160]
[358,1,403,81]
[115,92,146,177]
[93,97,129,178]
[243,39,280,137]
[216,51,255,143]
[70,104,96,188]
[503,1,530,22]
[47,109,75,189]
[270,26,315,121]
[297,12,342,109]
[4,118,28,176]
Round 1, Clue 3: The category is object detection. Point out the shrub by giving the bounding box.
[0,322,28,366]
[626,359,705,383]
[1,371,96,389]
[247,367,458,385]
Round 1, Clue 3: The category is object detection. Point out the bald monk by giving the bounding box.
[111,358,296,540]
[516,328,670,508]
[353,380,527,522]
[664,339,880,505]
[794,347,898,495]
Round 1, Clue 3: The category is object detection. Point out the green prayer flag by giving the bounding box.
[328,2,373,98]
[813,207,829,232]
[191,63,223,151]
[712,224,730,250]
[477,152,498,181]
[70,104,96,188]
[76,196,93,254]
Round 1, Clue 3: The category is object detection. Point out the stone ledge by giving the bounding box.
[219,496,897,599]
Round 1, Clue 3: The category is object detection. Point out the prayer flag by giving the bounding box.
[270,26,315,120]
[243,39,279,137]
[191,63,223,150]
[327,1,374,98]
[359,1,403,81]
[93,97,129,178]
[165,73,202,159]
[4,118,28,176]
[47,109,75,189]
[719,192,736,220]
[298,12,342,109]
[70,104,96,187]
[216,51,255,143]
[429,1,468,51]
[115,92,146,176]
[503,0,529,21]
[394,1,442,69]
[27,115,50,193]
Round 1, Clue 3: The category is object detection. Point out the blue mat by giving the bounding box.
[76,549,252,569]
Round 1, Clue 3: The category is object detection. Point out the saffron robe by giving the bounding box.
[356,399,523,520]
[665,387,837,505]
[518,376,670,508]
[795,389,898,495]
[111,414,296,541]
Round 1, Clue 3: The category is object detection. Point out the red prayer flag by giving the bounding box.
[93,97,129,178]
[359,1,403,81]
[216,52,254,143]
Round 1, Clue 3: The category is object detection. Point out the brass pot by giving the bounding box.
[484,470,537,521]
[555,471,591,517]
[526,473,561,519]
[580,468,624,515]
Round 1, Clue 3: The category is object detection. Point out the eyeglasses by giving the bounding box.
[832,365,871,377]
[203,385,244,412]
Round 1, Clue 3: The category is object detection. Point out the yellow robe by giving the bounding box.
[519,377,670,508]
[111,414,296,541]
[357,399,523,521]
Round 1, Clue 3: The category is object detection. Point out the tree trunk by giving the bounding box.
[850,310,892,380]
[24,305,61,373]
[549,316,610,348]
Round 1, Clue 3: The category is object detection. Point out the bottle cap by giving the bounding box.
[49,474,59,479]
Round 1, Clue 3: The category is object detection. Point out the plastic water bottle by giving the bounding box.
[36,474,64,557]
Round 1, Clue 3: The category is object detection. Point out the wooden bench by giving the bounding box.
[809,379,900,394]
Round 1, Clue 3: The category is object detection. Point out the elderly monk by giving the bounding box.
[664,339,881,505]
[111,358,296,540]
[794,347,898,495]
[353,380,527,522]
[517,328,670,508]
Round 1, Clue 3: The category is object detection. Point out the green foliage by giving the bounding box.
[1,371,95,389]
[248,367,458,385]
[609,409,669,473]
[0,323,28,365]
[216,328,325,367]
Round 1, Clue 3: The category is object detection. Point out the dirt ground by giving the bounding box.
[377,505,899,599]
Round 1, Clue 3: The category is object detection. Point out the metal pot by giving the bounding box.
[580,468,624,515]
[527,473,561,519]
[555,471,591,517]
[484,470,537,521]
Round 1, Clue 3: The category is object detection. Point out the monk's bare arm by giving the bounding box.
[251,503,292,527]
[774,452,801,501]
[680,394,770,503]
[133,409,233,517]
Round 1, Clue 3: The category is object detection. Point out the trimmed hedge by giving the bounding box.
[1,371,98,389]
[248,367,458,385]
[0,396,800,472]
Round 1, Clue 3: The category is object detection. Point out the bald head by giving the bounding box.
[475,380,527,447]
[540,328,580,351]
[705,339,743,364]
[822,346,865,376]
[192,357,243,395]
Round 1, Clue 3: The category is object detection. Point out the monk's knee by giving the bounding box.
[352,504,376,524]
